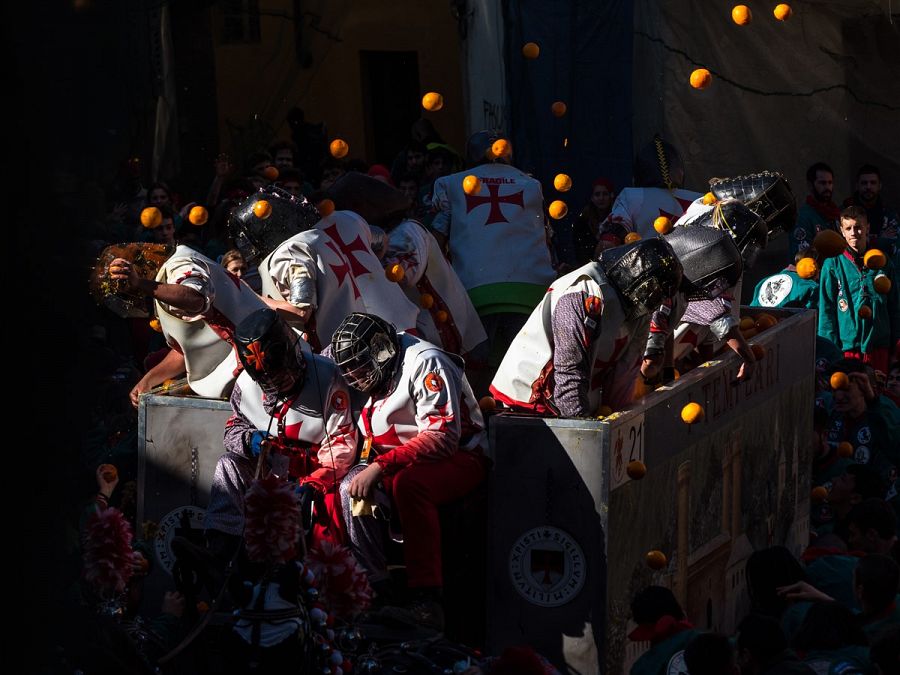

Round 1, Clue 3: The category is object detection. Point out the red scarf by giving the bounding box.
[806,194,841,222]
[628,614,694,644]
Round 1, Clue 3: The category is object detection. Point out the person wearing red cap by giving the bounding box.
[367,164,395,186]
[572,178,615,265]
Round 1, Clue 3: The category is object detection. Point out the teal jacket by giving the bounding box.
[630,629,698,675]
[818,250,899,355]
[792,203,837,258]
[802,645,870,675]
[751,268,818,309]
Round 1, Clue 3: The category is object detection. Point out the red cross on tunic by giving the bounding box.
[323,223,371,299]
[465,183,525,226]
[658,195,695,220]
[590,335,629,391]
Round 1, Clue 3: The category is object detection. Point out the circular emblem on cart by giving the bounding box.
[857,426,871,445]
[508,526,585,607]
[854,445,871,464]
[154,506,207,575]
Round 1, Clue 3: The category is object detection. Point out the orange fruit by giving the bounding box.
[811,486,828,503]
[863,248,886,270]
[702,191,717,205]
[646,550,668,570]
[750,344,765,361]
[162,379,176,389]
[739,316,756,331]
[681,402,704,424]
[598,405,613,417]
[479,396,497,412]
[436,309,449,323]
[491,139,512,159]
[830,372,849,390]
[329,138,349,159]
[196,601,210,613]
[551,101,567,117]
[421,91,444,111]
[99,464,118,482]
[262,166,279,181]
[522,42,540,59]
[858,305,872,320]
[690,68,712,89]
[149,318,162,333]
[874,274,891,294]
[653,216,673,234]
[812,229,847,258]
[317,198,335,217]
[253,200,272,219]
[624,232,642,244]
[420,293,434,309]
[774,3,792,20]
[627,460,647,480]
[141,206,162,229]
[385,263,405,283]
[548,200,568,220]
[837,441,854,458]
[741,327,758,339]
[188,205,209,226]
[553,173,572,192]
[731,4,752,24]
[796,257,818,279]
[755,313,778,330]
[462,175,483,195]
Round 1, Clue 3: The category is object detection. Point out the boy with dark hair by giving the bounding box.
[628,586,698,675]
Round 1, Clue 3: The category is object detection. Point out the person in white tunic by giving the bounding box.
[231,185,419,352]
[490,239,684,417]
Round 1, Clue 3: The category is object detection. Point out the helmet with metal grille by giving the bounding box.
[597,238,683,318]
[235,308,306,394]
[665,225,743,301]
[330,313,400,394]
[228,185,321,265]
[709,170,796,238]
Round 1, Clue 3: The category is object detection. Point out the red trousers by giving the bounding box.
[386,450,487,588]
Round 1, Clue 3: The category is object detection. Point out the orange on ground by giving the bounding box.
[654,216,673,234]
[774,3,792,20]
[462,175,482,195]
[141,206,162,229]
[646,550,668,569]
[188,205,209,226]
[329,138,349,159]
[522,42,540,59]
[385,263,404,283]
[253,200,272,219]
[830,372,849,390]
[553,173,572,192]
[548,200,568,220]
[755,313,778,330]
[863,248,886,270]
[690,68,712,89]
[681,402,705,424]
[627,460,647,480]
[421,92,444,112]
[551,101,567,117]
[731,5,752,25]
[796,257,818,279]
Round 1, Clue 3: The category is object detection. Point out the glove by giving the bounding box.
[294,483,321,532]
[249,431,269,457]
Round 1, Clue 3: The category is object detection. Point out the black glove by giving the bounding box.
[294,483,321,532]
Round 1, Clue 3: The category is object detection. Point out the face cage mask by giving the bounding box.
[334,332,398,394]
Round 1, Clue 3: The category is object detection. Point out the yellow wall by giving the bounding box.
[212,0,466,164]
